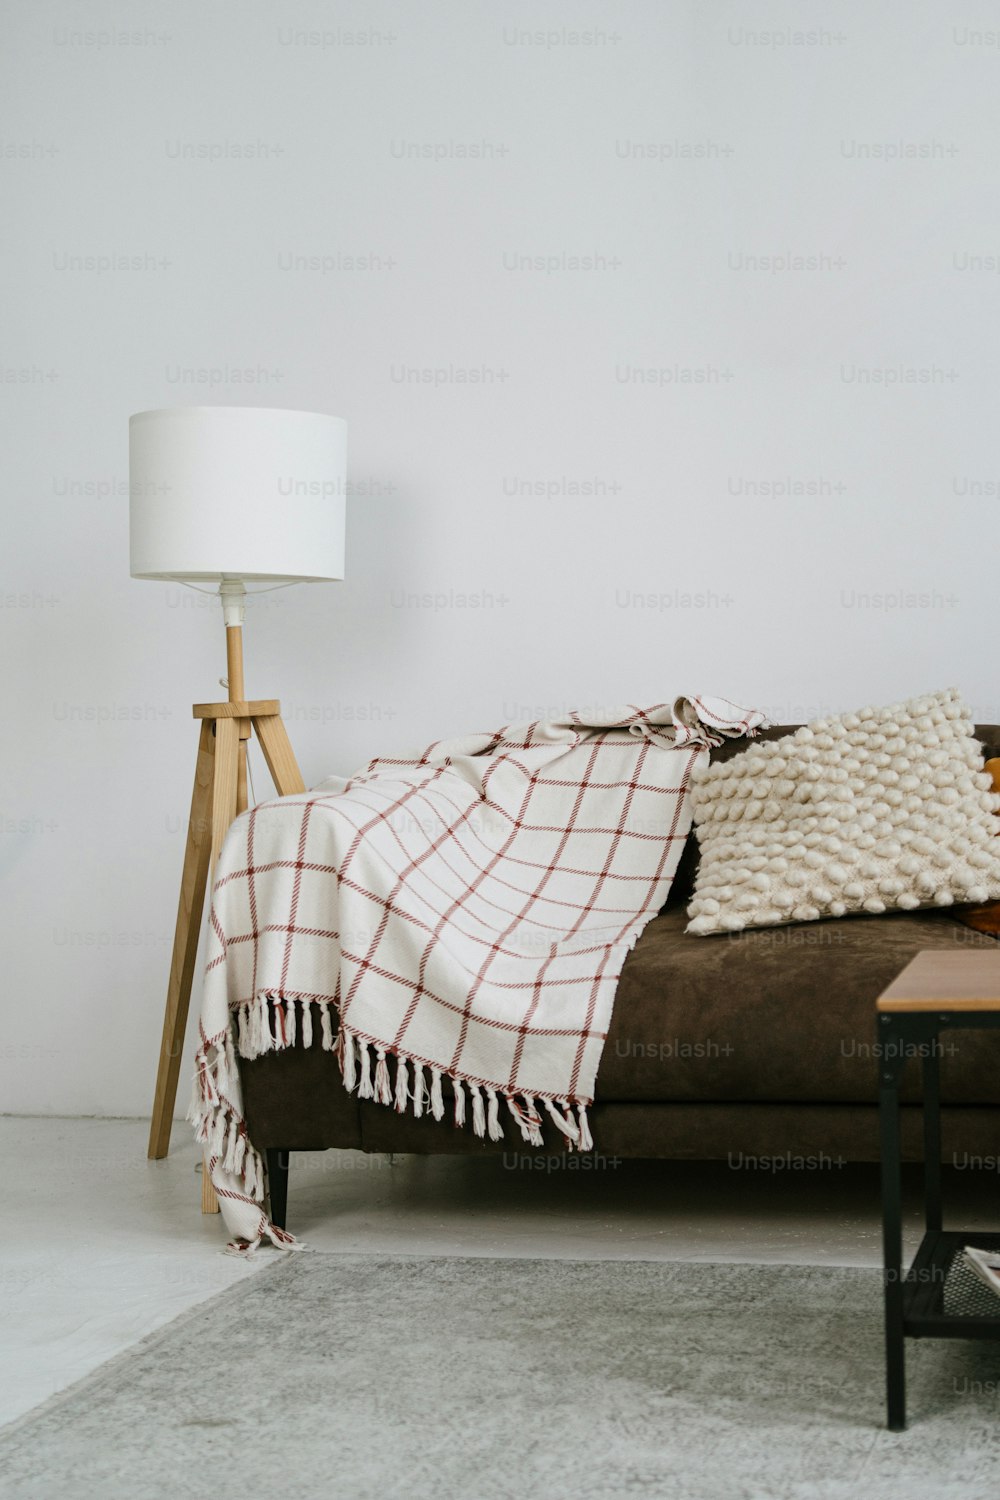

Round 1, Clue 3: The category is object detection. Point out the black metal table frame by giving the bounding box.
[879,1007,1000,1430]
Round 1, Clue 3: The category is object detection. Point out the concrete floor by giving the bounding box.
[5,1115,1000,1428]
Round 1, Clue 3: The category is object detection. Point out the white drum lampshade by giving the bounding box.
[129,405,347,583]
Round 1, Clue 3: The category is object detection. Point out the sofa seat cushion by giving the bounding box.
[601,905,1000,1105]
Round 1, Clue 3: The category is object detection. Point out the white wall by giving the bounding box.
[4,0,1000,1116]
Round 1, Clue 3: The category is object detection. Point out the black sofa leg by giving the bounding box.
[265,1148,290,1230]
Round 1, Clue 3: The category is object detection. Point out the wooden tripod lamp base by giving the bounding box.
[146,603,306,1215]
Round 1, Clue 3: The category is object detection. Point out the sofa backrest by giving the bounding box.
[665,722,1000,910]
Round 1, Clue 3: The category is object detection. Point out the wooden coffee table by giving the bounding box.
[878,949,1000,1429]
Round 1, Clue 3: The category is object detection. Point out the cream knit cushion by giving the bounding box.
[686,688,1000,936]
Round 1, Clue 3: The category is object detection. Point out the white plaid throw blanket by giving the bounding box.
[192,696,767,1250]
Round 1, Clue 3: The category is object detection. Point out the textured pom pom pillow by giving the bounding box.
[686,688,1000,936]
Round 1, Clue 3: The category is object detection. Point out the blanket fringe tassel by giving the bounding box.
[374,1048,393,1106]
[228,995,596,1154]
[190,999,310,1256]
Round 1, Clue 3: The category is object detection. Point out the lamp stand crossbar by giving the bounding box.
[146,617,305,1217]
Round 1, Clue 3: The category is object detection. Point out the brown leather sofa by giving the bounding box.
[239,725,1000,1228]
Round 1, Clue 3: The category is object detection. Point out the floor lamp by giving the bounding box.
[130,405,347,1211]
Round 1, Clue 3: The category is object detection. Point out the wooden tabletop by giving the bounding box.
[877,949,1000,1011]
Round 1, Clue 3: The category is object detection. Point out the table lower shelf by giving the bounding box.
[903,1231,1000,1338]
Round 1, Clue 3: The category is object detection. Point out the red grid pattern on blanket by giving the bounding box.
[192,697,766,1251]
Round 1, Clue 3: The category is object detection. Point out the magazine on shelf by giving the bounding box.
[962,1245,1000,1298]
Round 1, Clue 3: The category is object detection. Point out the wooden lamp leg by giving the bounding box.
[148,721,216,1161]
[201,1158,221,1214]
[199,715,240,1214]
[253,713,306,796]
[209,718,239,864]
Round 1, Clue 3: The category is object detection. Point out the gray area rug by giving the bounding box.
[3,1255,1000,1500]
